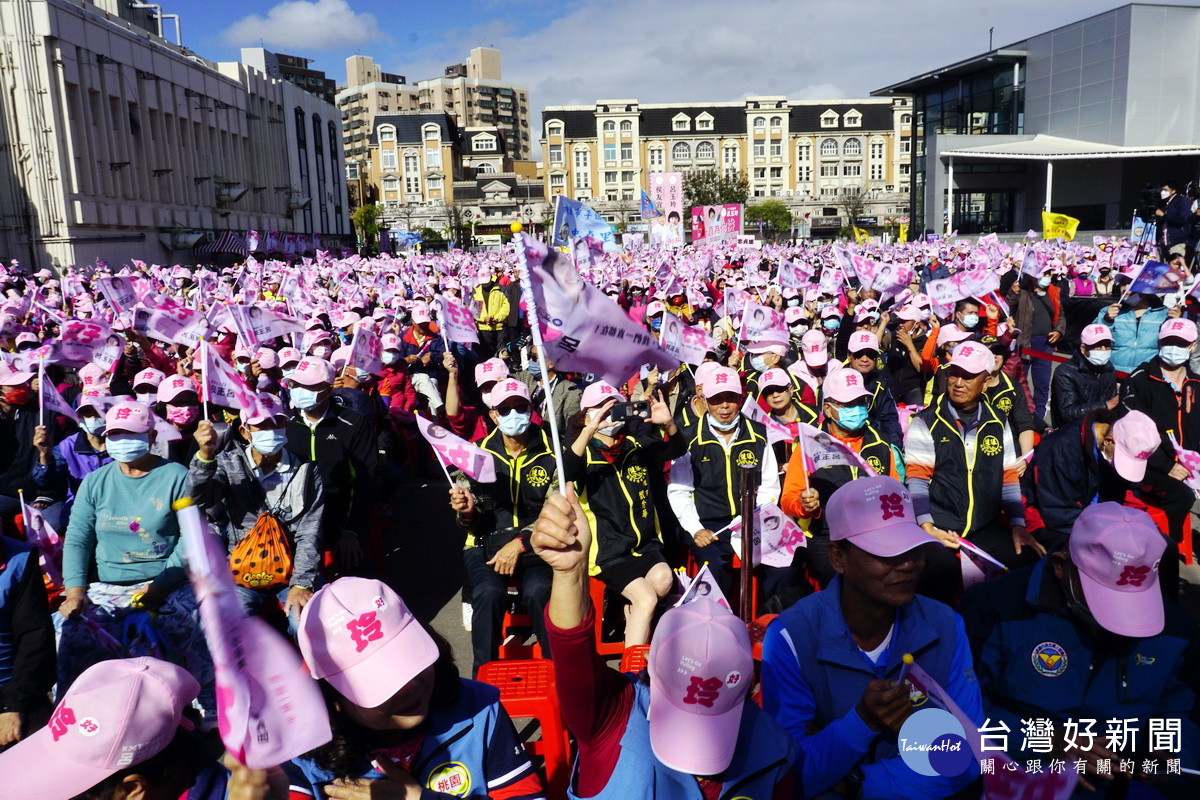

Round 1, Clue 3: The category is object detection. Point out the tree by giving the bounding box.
[396,202,422,234]
[682,168,749,211]
[744,200,794,242]
[437,200,467,248]
[836,188,869,236]
[351,204,382,254]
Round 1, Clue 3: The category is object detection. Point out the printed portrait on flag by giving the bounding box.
[648,172,685,249]
[691,204,743,244]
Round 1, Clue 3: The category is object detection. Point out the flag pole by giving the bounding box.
[200,340,210,420]
[512,227,568,484]
[432,445,454,487]
[37,355,45,427]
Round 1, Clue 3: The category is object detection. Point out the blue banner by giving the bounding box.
[640,189,662,220]
[551,196,617,250]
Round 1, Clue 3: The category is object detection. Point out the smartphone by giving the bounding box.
[611,401,650,421]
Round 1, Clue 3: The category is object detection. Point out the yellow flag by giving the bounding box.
[898,223,909,244]
[853,226,869,245]
[1041,211,1080,241]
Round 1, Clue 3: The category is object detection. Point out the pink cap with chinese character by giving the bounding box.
[826,475,934,557]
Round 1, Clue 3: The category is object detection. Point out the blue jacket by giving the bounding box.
[1029,420,1127,544]
[287,679,540,799]
[1093,305,1168,375]
[569,680,796,800]
[959,558,1200,784]
[761,575,982,800]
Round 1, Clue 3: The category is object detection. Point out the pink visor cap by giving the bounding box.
[647,597,753,775]
[948,341,994,376]
[298,577,439,709]
[581,380,626,410]
[0,657,199,799]
[800,329,829,367]
[1111,410,1161,482]
[827,475,934,556]
[700,366,742,398]
[1159,318,1197,343]
[823,366,871,404]
[1080,324,1113,347]
[487,378,531,408]
[1070,502,1167,637]
[105,400,155,434]
[475,357,510,388]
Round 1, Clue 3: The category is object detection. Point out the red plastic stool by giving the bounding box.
[477,659,571,798]
[746,614,778,662]
[620,644,650,673]
[588,577,625,657]
[499,581,542,660]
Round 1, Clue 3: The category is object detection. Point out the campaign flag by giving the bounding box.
[200,342,258,411]
[519,234,677,386]
[639,188,663,220]
[796,421,877,474]
[851,255,877,287]
[870,262,916,300]
[898,223,909,243]
[58,320,112,364]
[1128,260,1186,296]
[691,205,742,244]
[1041,211,1080,241]
[925,277,967,317]
[176,501,331,768]
[723,287,750,319]
[660,311,713,367]
[674,562,732,612]
[38,366,79,424]
[1020,247,1043,278]
[958,536,1008,589]
[438,296,480,345]
[347,326,383,376]
[950,263,1001,300]
[741,397,793,445]
[755,502,808,568]
[777,259,813,290]
[20,496,63,588]
[818,266,845,297]
[226,304,275,349]
[740,301,786,343]
[1169,437,1200,494]
[552,196,617,250]
[96,276,139,314]
[415,415,497,483]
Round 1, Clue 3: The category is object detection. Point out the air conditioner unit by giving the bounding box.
[216,185,248,204]
[159,232,206,251]
[288,192,311,210]
[785,190,793,196]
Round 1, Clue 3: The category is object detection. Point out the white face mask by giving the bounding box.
[1084,348,1112,367]
[1162,189,1171,200]
[1160,345,1191,367]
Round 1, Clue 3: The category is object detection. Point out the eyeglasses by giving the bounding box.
[498,403,531,415]
[850,350,879,360]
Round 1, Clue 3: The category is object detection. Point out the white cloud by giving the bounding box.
[221,0,386,52]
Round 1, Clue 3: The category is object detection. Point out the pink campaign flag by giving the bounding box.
[674,562,732,613]
[739,301,787,343]
[958,536,1008,589]
[870,262,917,301]
[796,421,877,474]
[660,311,713,367]
[1169,437,1200,494]
[818,265,845,297]
[176,500,331,768]
[777,259,813,290]
[903,660,1077,800]
[755,502,808,568]
[19,495,63,588]
[38,367,79,424]
[438,296,480,345]
[200,342,258,411]
[519,234,677,386]
[96,276,139,314]
[415,415,497,483]
[348,326,383,376]
[741,397,793,445]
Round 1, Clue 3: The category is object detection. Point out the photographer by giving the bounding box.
[1156,180,1192,260]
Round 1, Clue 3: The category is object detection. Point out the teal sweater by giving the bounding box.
[63,459,190,591]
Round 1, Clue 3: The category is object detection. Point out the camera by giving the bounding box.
[611,401,649,421]
[1135,183,1164,222]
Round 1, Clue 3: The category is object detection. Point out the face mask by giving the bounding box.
[3,387,31,406]
[960,314,979,329]
[81,417,106,436]
[710,415,740,432]
[600,421,624,437]
[290,386,323,411]
[1038,276,1052,289]
[1159,345,1191,367]
[787,298,801,307]
[311,345,332,359]
[1085,348,1112,367]
[1099,269,1111,276]
[650,318,662,332]
[136,392,156,406]
[355,370,372,383]
[106,433,150,463]
[823,318,840,332]
[790,322,809,335]
[496,409,532,437]
[166,405,200,426]
[282,367,297,379]
[250,429,288,457]
[1161,189,1171,200]
[527,361,543,378]
[750,355,770,373]
[382,352,399,366]
[836,405,869,431]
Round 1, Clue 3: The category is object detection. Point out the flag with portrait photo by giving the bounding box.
[347,325,383,376]
[660,311,713,367]
[38,366,79,424]
[739,301,786,343]
[415,414,497,483]
[19,493,63,588]
[777,259,813,290]
[741,397,793,445]
[200,341,258,410]
[1128,259,1186,296]
[796,421,876,474]
[96,276,139,314]
[755,502,808,568]
[674,562,732,613]
[438,296,480,345]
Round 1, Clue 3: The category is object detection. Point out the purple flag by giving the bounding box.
[416,415,497,483]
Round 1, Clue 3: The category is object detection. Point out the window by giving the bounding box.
[797,144,811,162]
[619,120,632,131]
[382,177,398,192]
[723,145,738,165]
[405,175,420,194]
[697,116,713,130]
[547,123,563,137]
[474,134,496,151]
[770,167,782,178]
[843,163,862,177]
[574,149,589,169]
[770,116,783,127]
[672,142,691,161]
[753,116,766,128]
[845,114,861,127]
[550,173,565,187]
[346,163,358,179]
[821,111,838,128]
[753,167,766,179]
[575,171,590,189]
[548,144,563,163]
[753,141,765,157]
[696,141,715,160]
[900,139,911,154]
[870,142,884,160]
[379,126,395,142]
[820,138,838,156]
[797,165,812,182]
[403,152,419,173]
[428,176,443,190]
[769,141,782,157]
[870,164,884,181]
[900,163,911,176]
[423,124,439,141]
[425,148,441,169]
[621,170,634,183]
[602,120,616,132]
[605,171,617,184]
[604,142,617,161]
[620,142,632,160]
[753,189,765,197]
[901,114,912,125]
[844,138,862,156]
[673,115,689,131]
[649,147,664,167]
[381,150,397,169]
[820,164,838,177]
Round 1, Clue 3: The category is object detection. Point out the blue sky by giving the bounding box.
[171,0,1183,112]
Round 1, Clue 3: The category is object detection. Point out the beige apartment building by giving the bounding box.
[541,96,912,234]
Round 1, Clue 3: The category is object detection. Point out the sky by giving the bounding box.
[174,0,1182,112]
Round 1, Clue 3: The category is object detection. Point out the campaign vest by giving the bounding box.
[917,396,1008,536]
[576,437,663,574]
[687,418,769,529]
[0,539,34,687]
[478,426,558,532]
[568,680,794,800]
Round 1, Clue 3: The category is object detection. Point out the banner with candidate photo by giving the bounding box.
[691,204,742,244]
[648,172,685,249]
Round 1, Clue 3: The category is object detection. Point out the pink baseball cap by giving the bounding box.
[819,304,840,320]
[240,393,288,426]
[826,475,934,556]
[1080,324,1113,347]
[1111,410,1161,482]
[700,366,742,398]
[936,324,973,348]
[291,357,335,387]
[0,657,198,798]
[800,329,828,367]
[847,330,879,354]
[1158,318,1197,343]
[784,307,806,325]
[745,330,789,355]
[78,362,110,391]
[581,380,625,410]
[254,347,279,370]
[133,368,165,390]
[411,303,432,324]
[1070,502,1167,637]
[157,374,197,404]
[647,598,753,775]
[0,361,33,386]
[475,358,510,388]
[487,378,531,408]
[105,400,155,434]
[645,300,666,318]
[298,577,439,709]
[278,347,302,368]
[380,334,401,353]
[895,304,923,322]
[76,391,114,415]
[823,367,871,404]
[948,341,994,376]
[758,368,792,393]
[15,332,39,348]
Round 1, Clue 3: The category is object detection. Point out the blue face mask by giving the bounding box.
[750,355,771,373]
[1038,276,1052,289]
[836,405,869,431]
[250,429,288,456]
[496,410,532,437]
[106,433,150,463]
[823,318,840,332]
[960,313,979,329]
[1160,345,1191,367]
[81,417,106,436]
[290,386,323,411]
[650,317,662,332]
[527,360,543,378]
